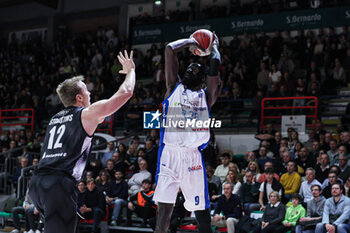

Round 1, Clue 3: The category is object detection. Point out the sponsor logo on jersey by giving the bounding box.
[188,165,202,172]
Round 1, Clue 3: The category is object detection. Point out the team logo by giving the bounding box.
[143,110,161,129]
[188,165,203,172]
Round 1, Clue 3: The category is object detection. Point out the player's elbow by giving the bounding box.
[122,90,133,100]
[165,45,174,55]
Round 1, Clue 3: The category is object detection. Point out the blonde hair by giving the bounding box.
[248,161,261,174]
[56,76,84,107]
[225,170,238,184]
[269,191,281,201]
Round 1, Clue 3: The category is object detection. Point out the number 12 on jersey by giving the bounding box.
[47,125,66,149]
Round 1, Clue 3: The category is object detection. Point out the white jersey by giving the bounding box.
[160,83,210,149]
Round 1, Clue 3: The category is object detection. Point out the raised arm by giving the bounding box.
[206,43,221,108]
[164,38,198,99]
[82,50,135,136]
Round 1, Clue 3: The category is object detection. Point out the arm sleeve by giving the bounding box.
[120,182,129,200]
[232,182,241,195]
[322,200,330,224]
[334,199,350,225]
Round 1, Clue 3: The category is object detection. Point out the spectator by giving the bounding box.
[258,161,280,183]
[314,153,330,183]
[315,182,350,233]
[322,171,340,198]
[95,170,110,193]
[255,123,276,142]
[281,194,306,232]
[257,61,269,92]
[12,157,29,188]
[299,168,321,202]
[145,138,158,179]
[296,184,325,233]
[212,182,242,233]
[214,153,231,182]
[101,142,116,168]
[128,159,151,195]
[296,147,315,176]
[77,180,86,210]
[321,165,343,189]
[303,129,317,152]
[106,170,129,226]
[268,64,282,87]
[338,154,350,182]
[240,171,261,214]
[243,160,261,182]
[105,159,116,180]
[126,179,157,228]
[327,139,339,165]
[10,189,42,233]
[280,160,301,199]
[78,178,106,233]
[111,151,127,173]
[206,165,222,194]
[277,53,295,74]
[259,168,285,210]
[222,170,242,195]
[257,146,272,172]
[253,191,286,233]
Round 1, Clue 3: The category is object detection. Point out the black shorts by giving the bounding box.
[28,174,77,233]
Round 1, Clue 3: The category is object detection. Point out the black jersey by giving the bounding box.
[37,106,93,181]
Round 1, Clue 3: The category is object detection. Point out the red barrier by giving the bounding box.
[261,96,318,132]
[96,115,114,135]
[0,108,34,133]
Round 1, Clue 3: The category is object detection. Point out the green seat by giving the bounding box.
[0,212,11,218]
[0,212,23,218]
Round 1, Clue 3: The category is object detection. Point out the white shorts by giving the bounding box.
[153,144,210,211]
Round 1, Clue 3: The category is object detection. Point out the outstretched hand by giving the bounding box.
[118,50,135,74]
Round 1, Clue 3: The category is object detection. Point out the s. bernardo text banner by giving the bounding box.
[131,6,350,44]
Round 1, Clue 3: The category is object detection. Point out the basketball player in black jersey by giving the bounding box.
[28,50,135,233]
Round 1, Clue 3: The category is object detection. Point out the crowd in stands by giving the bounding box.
[2,119,350,232]
[0,4,350,232]
[1,23,350,133]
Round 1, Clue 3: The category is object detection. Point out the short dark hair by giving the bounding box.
[142,179,152,185]
[115,169,124,176]
[331,182,344,192]
[311,184,321,191]
[221,153,231,159]
[265,168,274,174]
[291,193,303,202]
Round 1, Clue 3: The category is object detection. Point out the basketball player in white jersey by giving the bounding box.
[153,33,221,233]
[28,51,135,233]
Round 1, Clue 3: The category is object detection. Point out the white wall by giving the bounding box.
[215,133,308,155]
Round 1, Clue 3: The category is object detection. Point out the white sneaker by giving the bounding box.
[10,230,20,233]
[35,230,41,233]
[28,230,35,233]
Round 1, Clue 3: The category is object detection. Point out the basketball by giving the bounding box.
[189,29,214,56]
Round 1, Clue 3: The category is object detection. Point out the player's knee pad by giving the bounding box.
[194,209,213,233]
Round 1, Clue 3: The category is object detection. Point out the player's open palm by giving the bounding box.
[118,50,135,74]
